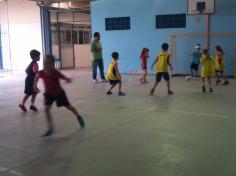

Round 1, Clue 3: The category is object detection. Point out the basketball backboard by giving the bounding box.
[188,0,215,15]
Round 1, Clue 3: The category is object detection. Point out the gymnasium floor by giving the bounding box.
[0,70,236,176]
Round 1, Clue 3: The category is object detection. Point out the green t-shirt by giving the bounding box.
[91,40,103,60]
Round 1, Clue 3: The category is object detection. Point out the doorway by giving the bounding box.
[50,10,91,69]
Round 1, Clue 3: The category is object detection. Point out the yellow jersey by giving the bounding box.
[200,56,215,77]
[106,59,119,80]
[155,51,169,73]
[215,51,225,71]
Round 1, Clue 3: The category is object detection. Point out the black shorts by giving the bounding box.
[24,77,37,95]
[44,90,70,107]
[215,69,223,73]
[191,63,199,71]
[109,80,121,85]
[156,72,170,82]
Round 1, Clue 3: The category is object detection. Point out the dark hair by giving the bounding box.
[203,48,209,55]
[45,54,55,64]
[162,43,169,51]
[112,52,119,59]
[94,32,100,38]
[30,49,40,60]
[215,45,224,55]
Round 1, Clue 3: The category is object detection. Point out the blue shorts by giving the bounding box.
[109,80,121,85]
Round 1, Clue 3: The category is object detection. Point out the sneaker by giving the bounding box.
[42,128,54,137]
[216,80,221,85]
[107,91,112,95]
[223,81,229,85]
[77,117,85,129]
[118,92,126,96]
[92,79,99,83]
[168,91,174,95]
[30,105,38,111]
[150,89,154,96]
[202,85,206,93]
[210,88,213,93]
[19,104,27,112]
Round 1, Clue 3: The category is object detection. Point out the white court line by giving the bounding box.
[147,106,232,119]
[0,166,27,176]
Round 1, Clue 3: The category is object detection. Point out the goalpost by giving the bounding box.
[170,32,236,77]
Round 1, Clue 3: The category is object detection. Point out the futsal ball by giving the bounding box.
[185,76,192,81]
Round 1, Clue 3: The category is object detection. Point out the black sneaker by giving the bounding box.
[149,89,154,96]
[101,79,109,83]
[107,91,112,95]
[77,117,85,129]
[30,105,38,111]
[42,128,54,137]
[202,86,206,93]
[216,80,221,85]
[223,81,229,85]
[19,104,27,112]
[118,92,126,96]
[168,91,174,95]
[210,88,213,93]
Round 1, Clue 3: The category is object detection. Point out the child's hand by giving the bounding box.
[66,78,72,83]
[34,86,40,93]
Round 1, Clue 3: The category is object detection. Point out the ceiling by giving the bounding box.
[32,0,96,13]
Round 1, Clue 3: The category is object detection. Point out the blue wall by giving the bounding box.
[91,0,236,76]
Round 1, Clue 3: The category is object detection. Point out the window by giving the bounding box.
[105,17,130,31]
[156,14,186,29]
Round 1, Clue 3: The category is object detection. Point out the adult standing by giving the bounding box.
[91,32,106,83]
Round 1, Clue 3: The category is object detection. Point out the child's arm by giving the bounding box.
[114,63,121,80]
[167,55,173,71]
[151,57,158,70]
[33,74,40,93]
[56,70,71,83]
[33,63,39,73]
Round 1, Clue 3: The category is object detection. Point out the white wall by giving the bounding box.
[7,0,42,70]
[74,44,91,68]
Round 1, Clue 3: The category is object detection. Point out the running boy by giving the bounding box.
[19,49,40,112]
[150,43,173,95]
[215,45,229,85]
[200,49,215,93]
[140,48,149,84]
[34,54,85,137]
[190,44,202,77]
[106,52,126,96]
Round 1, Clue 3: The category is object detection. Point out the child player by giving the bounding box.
[150,43,173,95]
[106,52,126,96]
[200,48,215,93]
[34,54,85,137]
[19,49,40,112]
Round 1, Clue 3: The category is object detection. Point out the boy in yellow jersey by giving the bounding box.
[200,49,215,93]
[150,43,173,95]
[215,45,229,85]
[106,52,126,96]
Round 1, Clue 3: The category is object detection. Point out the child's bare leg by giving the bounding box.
[45,105,54,129]
[21,95,30,105]
[202,77,206,92]
[65,105,85,128]
[166,80,171,92]
[108,84,117,92]
[150,81,159,95]
[42,105,54,137]
[31,94,37,105]
[207,77,213,92]
[118,81,122,92]
[144,70,148,82]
